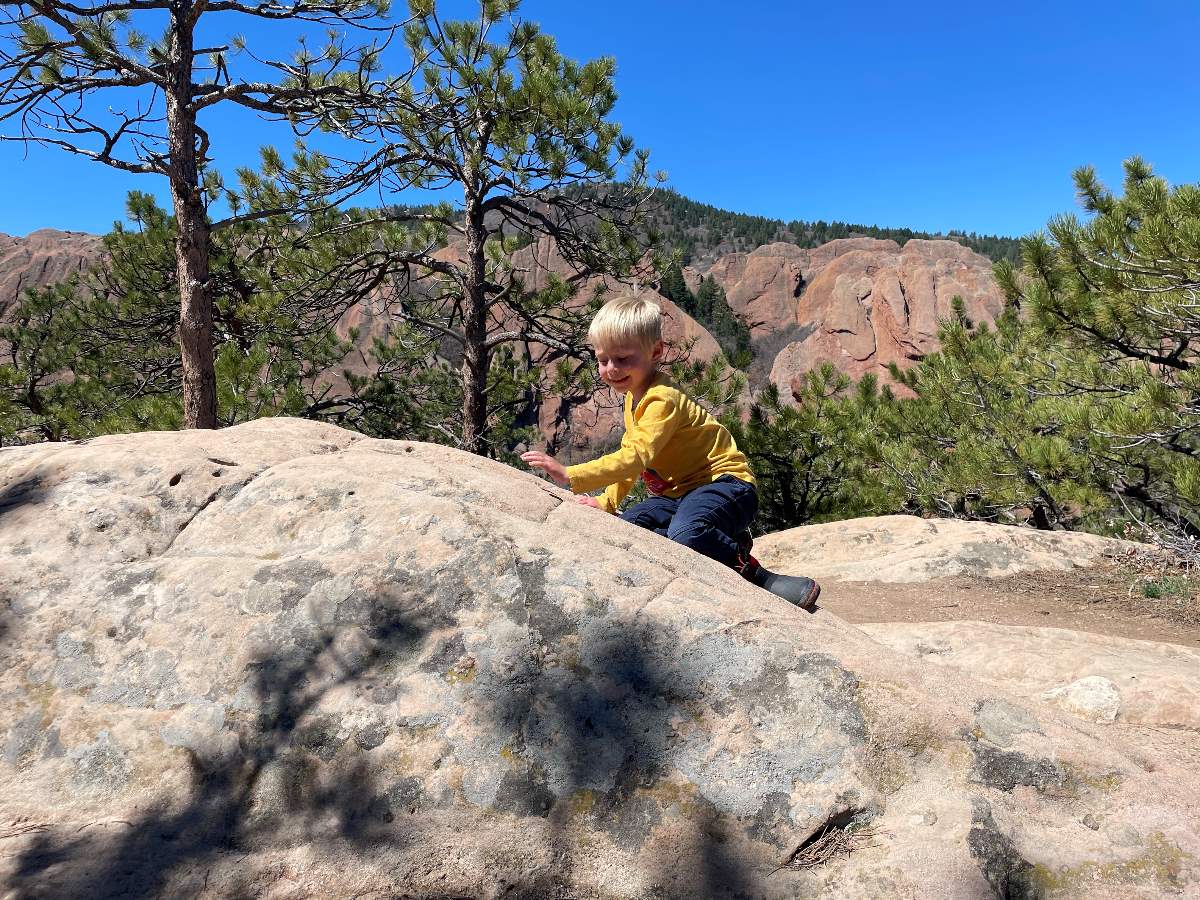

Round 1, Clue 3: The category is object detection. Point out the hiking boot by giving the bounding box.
[738,554,821,612]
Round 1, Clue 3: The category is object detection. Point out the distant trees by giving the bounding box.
[657,260,751,366]
[0,0,397,428]
[648,188,1022,265]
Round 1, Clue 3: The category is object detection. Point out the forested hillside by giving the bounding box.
[649,188,1022,267]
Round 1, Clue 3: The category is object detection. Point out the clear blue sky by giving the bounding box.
[2,0,1198,238]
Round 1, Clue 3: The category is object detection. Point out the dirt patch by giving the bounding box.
[817,562,1200,647]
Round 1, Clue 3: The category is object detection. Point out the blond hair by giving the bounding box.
[587,295,662,350]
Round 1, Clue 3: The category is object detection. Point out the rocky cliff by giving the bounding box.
[691,238,1007,397]
[0,229,102,319]
[1,419,1196,898]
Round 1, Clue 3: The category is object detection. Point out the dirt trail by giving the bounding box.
[814,563,1200,647]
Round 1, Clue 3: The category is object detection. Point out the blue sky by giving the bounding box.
[2,0,1198,238]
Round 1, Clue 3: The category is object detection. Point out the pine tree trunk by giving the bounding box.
[166,5,216,430]
[461,204,488,455]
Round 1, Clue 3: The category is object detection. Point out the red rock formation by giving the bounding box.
[686,237,1005,402]
[0,229,103,317]
[695,239,901,340]
[766,239,1005,399]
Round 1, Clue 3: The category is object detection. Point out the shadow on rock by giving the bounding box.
[12,593,434,900]
[476,607,761,898]
[0,474,45,524]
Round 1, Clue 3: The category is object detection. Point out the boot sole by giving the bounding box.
[796,580,820,612]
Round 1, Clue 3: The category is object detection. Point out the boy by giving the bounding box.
[521,295,821,610]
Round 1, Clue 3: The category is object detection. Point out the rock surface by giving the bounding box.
[2,420,1197,898]
[754,515,1144,583]
[863,622,1200,730]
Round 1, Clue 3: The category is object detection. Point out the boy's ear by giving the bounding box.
[651,339,665,362]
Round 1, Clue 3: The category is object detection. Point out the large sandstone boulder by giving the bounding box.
[863,622,1200,730]
[2,420,1197,898]
[754,515,1143,583]
[762,239,1006,397]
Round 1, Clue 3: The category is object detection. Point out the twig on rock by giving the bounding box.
[0,820,50,840]
[770,824,885,874]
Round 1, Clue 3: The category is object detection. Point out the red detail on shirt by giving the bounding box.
[641,469,669,495]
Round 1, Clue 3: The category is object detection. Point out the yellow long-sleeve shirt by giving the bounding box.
[566,374,756,514]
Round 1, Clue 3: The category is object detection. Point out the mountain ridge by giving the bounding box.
[648,188,1023,270]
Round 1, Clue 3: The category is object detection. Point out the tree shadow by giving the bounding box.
[0,474,46,524]
[11,588,435,900]
[11,554,777,898]
[478,607,764,898]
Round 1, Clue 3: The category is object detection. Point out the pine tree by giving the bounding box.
[878,301,1104,529]
[997,157,1200,543]
[283,0,658,456]
[658,260,693,313]
[726,366,887,532]
[0,0,393,428]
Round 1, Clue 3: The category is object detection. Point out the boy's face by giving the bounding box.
[593,340,664,395]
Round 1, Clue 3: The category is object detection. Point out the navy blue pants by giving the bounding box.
[619,475,758,568]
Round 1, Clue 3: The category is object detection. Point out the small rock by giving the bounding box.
[923,810,938,826]
[1042,676,1121,723]
[1083,813,1101,831]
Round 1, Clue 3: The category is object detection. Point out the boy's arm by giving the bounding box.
[596,477,636,514]
[566,396,680,494]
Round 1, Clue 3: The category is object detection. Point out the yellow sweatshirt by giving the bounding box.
[566,373,756,514]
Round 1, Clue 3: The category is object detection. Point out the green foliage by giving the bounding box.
[875,302,1110,528]
[658,260,752,367]
[726,367,892,532]
[1000,157,1200,543]
[0,192,440,443]
[667,353,746,421]
[1140,573,1194,600]
[0,279,179,443]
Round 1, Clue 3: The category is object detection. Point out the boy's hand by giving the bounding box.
[520,451,570,487]
[575,495,601,509]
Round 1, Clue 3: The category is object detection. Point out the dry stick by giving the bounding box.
[770,825,886,875]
